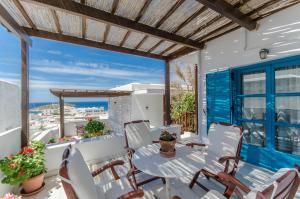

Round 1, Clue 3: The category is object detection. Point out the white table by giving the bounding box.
[132,143,205,199]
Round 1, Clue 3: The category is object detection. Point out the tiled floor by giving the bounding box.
[24,154,300,199]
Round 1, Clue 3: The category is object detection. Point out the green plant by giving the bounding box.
[159,131,176,141]
[0,141,46,185]
[85,119,105,134]
[171,92,195,120]
[48,137,56,144]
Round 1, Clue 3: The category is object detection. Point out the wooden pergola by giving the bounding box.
[50,88,131,137]
[0,0,298,146]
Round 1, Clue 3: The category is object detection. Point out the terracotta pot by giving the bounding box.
[160,140,176,152]
[22,173,45,194]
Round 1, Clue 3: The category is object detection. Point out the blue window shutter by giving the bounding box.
[206,70,232,129]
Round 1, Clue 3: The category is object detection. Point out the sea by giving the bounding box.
[29,101,109,111]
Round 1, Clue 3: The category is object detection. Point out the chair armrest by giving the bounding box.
[218,156,241,164]
[218,172,251,194]
[91,160,124,180]
[117,189,144,199]
[125,147,135,160]
[186,142,206,148]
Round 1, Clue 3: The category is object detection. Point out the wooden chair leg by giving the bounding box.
[162,177,166,184]
[189,170,201,189]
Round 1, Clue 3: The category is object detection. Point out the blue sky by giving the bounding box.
[0,25,164,103]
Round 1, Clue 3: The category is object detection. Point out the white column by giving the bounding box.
[196,50,207,141]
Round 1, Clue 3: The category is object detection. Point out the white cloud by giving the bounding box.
[47,50,62,55]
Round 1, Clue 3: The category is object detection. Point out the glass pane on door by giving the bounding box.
[276,126,300,155]
[242,97,266,120]
[242,122,265,147]
[242,72,266,94]
[276,96,300,124]
[276,64,300,93]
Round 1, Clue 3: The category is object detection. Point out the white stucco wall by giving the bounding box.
[173,4,300,138]
[0,81,21,196]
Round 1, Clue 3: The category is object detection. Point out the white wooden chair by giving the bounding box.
[59,145,144,199]
[187,122,243,196]
[173,167,300,199]
[124,120,165,187]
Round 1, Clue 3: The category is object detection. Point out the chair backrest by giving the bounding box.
[245,168,299,199]
[207,122,243,158]
[124,120,152,149]
[59,145,105,199]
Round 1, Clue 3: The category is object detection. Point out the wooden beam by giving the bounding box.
[21,40,29,147]
[195,0,257,30]
[81,0,86,38]
[111,0,120,14]
[159,43,177,55]
[59,95,64,138]
[0,4,31,44]
[24,28,167,60]
[12,0,36,29]
[173,6,207,33]
[147,40,164,53]
[119,31,130,46]
[51,10,62,34]
[22,0,203,49]
[167,47,196,60]
[155,0,185,28]
[135,0,152,22]
[165,60,171,125]
[196,21,233,42]
[103,24,110,43]
[135,35,148,50]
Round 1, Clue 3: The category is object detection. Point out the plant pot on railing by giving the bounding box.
[0,141,46,196]
[159,131,177,158]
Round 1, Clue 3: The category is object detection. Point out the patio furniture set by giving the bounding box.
[58,121,300,199]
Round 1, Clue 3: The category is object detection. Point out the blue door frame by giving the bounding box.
[232,55,300,171]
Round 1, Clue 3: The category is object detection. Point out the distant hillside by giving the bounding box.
[31,103,75,111]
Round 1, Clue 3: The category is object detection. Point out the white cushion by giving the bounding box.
[200,190,227,199]
[207,123,242,158]
[67,147,105,199]
[98,177,133,199]
[203,152,225,174]
[125,121,152,149]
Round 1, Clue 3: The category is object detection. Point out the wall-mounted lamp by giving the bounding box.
[145,106,149,110]
[114,101,117,104]
[259,48,269,60]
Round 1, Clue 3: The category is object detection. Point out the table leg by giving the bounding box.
[166,178,170,199]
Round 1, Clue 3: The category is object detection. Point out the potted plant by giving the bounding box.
[159,131,177,157]
[1,193,22,199]
[0,141,46,195]
[83,118,110,138]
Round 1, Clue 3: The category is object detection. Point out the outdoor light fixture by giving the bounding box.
[259,48,269,59]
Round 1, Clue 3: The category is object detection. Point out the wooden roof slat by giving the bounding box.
[173,6,207,33]
[166,47,196,60]
[50,88,132,97]
[81,0,86,38]
[51,10,62,34]
[119,30,130,47]
[0,3,31,44]
[22,0,203,49]
[195,0,257,30]
[135,35,148,50]
[159,43,177,55]
[155,0,185,28]
[12,0,36,29]
[147,40,164,53]
[103,24,110,43]
[135,0,152,22]
[25,28,166,60]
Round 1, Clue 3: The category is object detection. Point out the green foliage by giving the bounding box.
[0,141,46,185]
[159,131,176,141]
[171,92,195,120]
[48,137,56,144]
[83,119,110,138]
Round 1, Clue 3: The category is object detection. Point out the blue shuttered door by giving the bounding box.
[206,70,232,130]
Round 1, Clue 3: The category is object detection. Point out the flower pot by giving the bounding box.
[160,140,176,158]
[22,173,45,194]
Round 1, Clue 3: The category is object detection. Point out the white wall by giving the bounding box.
[0,81,21,196]
[174,4,300,137]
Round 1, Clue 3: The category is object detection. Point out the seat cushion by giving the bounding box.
[203,152,225,174]
[125,121,152,149]
[97,177,133,199]
[208,123,242,158]
[200,190,227,199]
[67,147,105,199]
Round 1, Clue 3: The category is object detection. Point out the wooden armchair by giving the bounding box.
[173,166,300,199]
[59,145,144,199]
[124,120,165,187]
[186,122,243,196]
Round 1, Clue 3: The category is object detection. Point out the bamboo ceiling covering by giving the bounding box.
[1,0,299,60]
